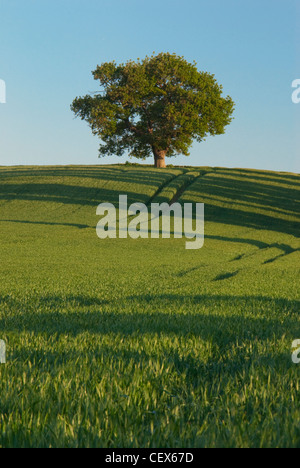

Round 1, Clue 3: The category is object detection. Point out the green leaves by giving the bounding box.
[71,52,235,163]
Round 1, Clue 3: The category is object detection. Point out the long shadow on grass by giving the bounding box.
[1,294,298,404]
[0,167,299,238]
[188,203,300,237]
[0,166,178,186]
[186,173,300,215]
[0,184,156,207]
[0,219,90,229]
[1,294,299,345]
[205,235,299,262]
[0,168,179,207]
[180,172,300,236]
[214,169,300,188]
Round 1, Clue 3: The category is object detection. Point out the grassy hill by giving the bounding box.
[0,164,299,448]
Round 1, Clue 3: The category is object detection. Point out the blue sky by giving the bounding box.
[0,0,299,172]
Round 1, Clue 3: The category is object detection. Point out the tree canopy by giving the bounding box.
[71,52,235,168]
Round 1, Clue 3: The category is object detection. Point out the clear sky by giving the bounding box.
[0,0,299,172]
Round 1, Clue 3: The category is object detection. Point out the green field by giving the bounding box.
[0,164,299,448]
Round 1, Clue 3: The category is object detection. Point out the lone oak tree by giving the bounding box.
[71,53,235,168]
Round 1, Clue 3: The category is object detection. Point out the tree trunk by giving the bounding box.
[153,148,167,168]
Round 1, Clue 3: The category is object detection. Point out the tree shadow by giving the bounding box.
[0,184,155,207]
[0,219,90,229]
[180,170,300,237]
[202,203,300,237]
[0,294,298,342]
[215,168,300,187]
[205,235,299,261]
[0,166,182,213]
[1,291,298,437]
[0,166,178,187]
[0,166,299,237]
